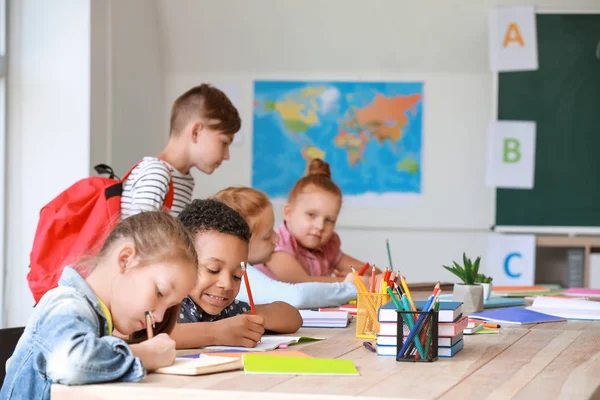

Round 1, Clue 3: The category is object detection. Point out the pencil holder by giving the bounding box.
[395,310,438,362]
[356,292,390,339]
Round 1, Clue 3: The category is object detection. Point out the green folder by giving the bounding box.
[243,354,359,376]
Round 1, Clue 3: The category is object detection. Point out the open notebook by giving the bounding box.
[469,307,565,325]
[154,356,242,376]
[203,335,325,352]
[528,296,600,320]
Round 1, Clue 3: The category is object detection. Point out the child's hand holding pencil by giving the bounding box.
[129,312,177,371]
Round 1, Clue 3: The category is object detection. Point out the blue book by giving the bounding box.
[469,307,566,325]
[439,338,464,358]
[379,300,462,323]
[438,294,525,309]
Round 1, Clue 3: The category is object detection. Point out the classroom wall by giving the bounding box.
[6,0,91,326]
[108,0,165,176]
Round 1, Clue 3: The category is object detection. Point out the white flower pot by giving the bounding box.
[452,283,484,314]
[479,283,492,300]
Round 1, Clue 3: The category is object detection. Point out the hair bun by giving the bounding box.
[307,158,331,179]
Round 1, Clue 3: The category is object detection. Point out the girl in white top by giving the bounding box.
[211,187,360,308]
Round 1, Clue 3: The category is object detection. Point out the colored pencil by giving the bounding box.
[241,262,256,314]
[145,311,154,339]
[385,239,394,272]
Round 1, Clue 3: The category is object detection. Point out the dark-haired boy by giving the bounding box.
[171,199,303,349]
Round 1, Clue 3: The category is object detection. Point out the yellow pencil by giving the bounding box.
[400,275,416,311]
[351,267,369,292]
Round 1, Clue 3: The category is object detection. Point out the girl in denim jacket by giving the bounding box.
[1,211,198,400]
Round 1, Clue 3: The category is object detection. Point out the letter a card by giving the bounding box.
[486,121,536,189]
[489,6,538,72]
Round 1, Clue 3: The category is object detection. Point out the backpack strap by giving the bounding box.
[161,162,175,211]
[103,159,175,210]
[103,162,142,200]
[94,164,118,179]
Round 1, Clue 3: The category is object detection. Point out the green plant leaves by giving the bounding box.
[443,265,464,282]
[444,253,484,285]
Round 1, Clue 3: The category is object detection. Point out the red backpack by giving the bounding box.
[28,162,174,304]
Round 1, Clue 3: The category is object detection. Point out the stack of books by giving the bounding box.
[376,300,467,357]
[298,310,350,328]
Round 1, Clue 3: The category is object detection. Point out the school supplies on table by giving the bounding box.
[154,355,242,376]
[385,238,394,271]
[528,296,600,320]
[203,336,325,352]
[563,288,600,299]
[469,307,566,325]
[477,327,500,334]
[379,300,462,323]
[356,292,390,339]
[242,354,359,376]
[377,338,463,358]
[438,339,464,358]
[376,332,463,348]
[467,319,501,329]
[464,321,484,335]
[396,303,438,361]
[380,315,468,337]
[299,310,350,328]
[363,341,376,353]
[493,285,549,293]
[492,285,561,298]
[315,303,357,315]
[358,262,371,276]
[186,350,312,359]
[438,294,525,309]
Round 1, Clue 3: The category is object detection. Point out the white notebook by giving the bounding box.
[299,310,350,328]
[528,296,600,321]
[153,356,242,376]
[203,335,325,352]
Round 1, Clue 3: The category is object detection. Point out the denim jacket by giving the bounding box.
[0,267,145,400]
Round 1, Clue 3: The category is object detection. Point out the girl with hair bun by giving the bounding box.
[254,158,379,284]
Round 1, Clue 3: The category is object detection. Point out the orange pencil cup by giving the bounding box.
[356,292,390,339]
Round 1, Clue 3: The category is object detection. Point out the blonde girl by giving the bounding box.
[1,212,198,400]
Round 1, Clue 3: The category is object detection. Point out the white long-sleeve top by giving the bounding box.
[236,264,357,309]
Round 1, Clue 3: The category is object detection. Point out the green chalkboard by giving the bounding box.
[496,14,600,227]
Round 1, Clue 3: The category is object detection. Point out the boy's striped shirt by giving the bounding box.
[120,157,195,219]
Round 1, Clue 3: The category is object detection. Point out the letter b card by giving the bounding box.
[486,121,536,189]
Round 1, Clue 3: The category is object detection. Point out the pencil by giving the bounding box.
[400,275,416,311]
[241,262,256,314]
[369,265,377,293]
[394,282,404,299]
[351,267,369,292]
[385,239,394,272]
[358,262,370,276]
[145,311,154,339]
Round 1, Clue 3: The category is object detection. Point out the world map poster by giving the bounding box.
[252,81,424,206]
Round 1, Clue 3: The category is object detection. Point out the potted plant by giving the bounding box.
[475,273,494,301]
[442,253,484,314]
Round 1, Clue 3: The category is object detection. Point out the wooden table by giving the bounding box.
[52,321,600,400]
